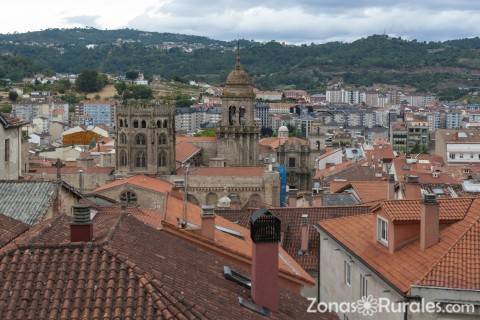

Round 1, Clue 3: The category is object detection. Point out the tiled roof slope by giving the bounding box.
[0,244,206,320]
[93,175,173,194]
[379,198,473,222]
[0,113,28,128]
[420,199,480,290]
[319,198,480,294]
[0,214,28,247]
[0,181,56,225]
[331,181,391,204]
[216,205,373,271]
[1,212,337,320]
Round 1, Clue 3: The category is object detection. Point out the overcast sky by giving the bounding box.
[2,0,480,43]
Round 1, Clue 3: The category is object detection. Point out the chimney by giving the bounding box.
[387,173,395,200]
[288,189,298,207]
[420,193,439,250]
[70,204,93,242]
[250,208,281,312]
[201,205,215,240]
[78,170,84,192]
[300,214,309,253]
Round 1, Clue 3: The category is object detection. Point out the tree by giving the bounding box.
[76,70,106,93]
[56,79,71,94]
[114,81,127,96]
[122,84,153,100]
[125,71,139,81]
[8,91,18,102]
[175,94,193,108]
[261,127,273,137]
[194,128,216,137]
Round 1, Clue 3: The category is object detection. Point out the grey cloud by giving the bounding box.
[127,1,480,43]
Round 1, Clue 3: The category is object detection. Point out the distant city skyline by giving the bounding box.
[2,0,480,43]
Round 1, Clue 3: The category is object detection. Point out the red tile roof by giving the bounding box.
[259,137,309,150]
[176,141,201,163]
[330,181,391,204]
[217,205,373,271]
[176,135,217,143]
[378,198,474,222]
[0,113,28,128]
[1,211,337,320]
[30,166,114,175]
[0,214,28,247]
[319,198,480,294]
[93,175,173,194]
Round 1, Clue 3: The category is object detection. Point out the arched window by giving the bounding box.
[141,120,147,128]
[135,134,146,145]
[228,106,236,125]
[120,190,137,204]
[120,133,127,144]
[133,120,139,128]
[120,150,127,166]
[135,151,146,167]
[163,120,168,128]
[158,151,167,167]
[156,120,161,128]
[158,133,167,145]
[125,119,128,128]
[119,119,124,127]
[239,106,246,125]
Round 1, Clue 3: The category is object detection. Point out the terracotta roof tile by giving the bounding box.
[184,167,265,177]
[93,175,173,194]
[0,215,28,247]
[379,198,473,222]
[217,205,373,271]
[176,141,201,163]
[331,181,391,204]
[0,113,28,128]
[319,198,480,294]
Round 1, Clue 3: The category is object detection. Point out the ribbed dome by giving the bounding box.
[278,126,289,132]
[226,67,251,86]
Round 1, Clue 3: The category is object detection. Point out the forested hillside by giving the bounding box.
[1,28,480,93]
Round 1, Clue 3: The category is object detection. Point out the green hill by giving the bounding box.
[1,29,480,93]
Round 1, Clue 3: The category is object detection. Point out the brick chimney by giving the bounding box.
[250,208,281,312]
[300,214,309,253]
[288,189,298,207]
[420,193,439,250]
[70,204,93,242]
[201,205,216,240]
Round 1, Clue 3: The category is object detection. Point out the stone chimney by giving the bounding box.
[250,208,281,312]
[70,204,93,242]
[288,189,298,207]
[420,193,439,250]
[201,205,216,240]
[300,214,309,253]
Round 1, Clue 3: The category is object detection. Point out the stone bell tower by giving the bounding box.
[216,47,260,166]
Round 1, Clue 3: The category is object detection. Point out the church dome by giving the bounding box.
[278,126,289,133]
[226,67,251,86]
[278,125,289,139]
[223,49,255,98]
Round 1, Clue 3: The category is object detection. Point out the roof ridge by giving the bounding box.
[416,201,480,287]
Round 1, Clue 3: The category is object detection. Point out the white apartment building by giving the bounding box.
[435,129,480,164]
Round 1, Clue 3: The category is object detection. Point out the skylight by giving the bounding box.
[216,225,244,239]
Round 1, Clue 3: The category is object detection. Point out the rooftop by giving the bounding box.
[319,198,480,294]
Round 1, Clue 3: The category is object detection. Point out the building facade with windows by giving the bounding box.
[115,100,176,176]
[0,113,28,179]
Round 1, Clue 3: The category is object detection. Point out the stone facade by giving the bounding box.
[115,100,176,176]
[0,114,27,180]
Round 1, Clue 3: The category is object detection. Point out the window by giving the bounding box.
[377,217,388,245]
[163,120,168,128]
[288,157,296,168]
[120,150,127,166]
[360,274,368,298]
[158,151,167,167]
[120,133,127,144]
[344,261,351,286]
[119,119,123,127]
[4,139,9,162]
[460,154,464,159]
[156,120,161,128]
[135,134,146,145]
[135,152,146,168]
[449,153,455,160]
[120,191,137,204]
[158,133,167,145]
[141,120,147,128]
[133,120,139,128]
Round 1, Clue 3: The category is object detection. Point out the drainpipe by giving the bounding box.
[312,224,322,302]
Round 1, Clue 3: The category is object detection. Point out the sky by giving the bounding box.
[2,0,480,43]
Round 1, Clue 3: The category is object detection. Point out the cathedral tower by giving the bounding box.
[115,100,176,176]
[216,48,260,166]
